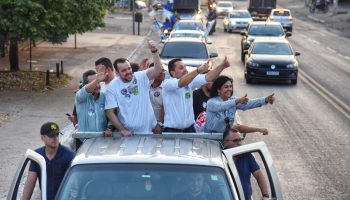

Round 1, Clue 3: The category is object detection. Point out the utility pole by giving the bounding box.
[132,0,135,35]
[333,0,338,15]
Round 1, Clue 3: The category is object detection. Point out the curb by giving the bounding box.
[307,15,326,24]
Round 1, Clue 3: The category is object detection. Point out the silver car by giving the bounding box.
[216,1,234,16]
[8,133,283,200]
[223,10,253,32]
[267,9,293,32]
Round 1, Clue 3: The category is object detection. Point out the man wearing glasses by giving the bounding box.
[223,128,270,200]
[22,122,75,200]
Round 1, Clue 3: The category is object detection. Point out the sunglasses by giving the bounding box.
[224,138,243,143]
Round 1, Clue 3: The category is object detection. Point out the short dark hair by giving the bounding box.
[95,57,113,70]
[210,75,233,98]
[113,58,129,72]
[168,58,182,77]
[130,62,139,73]
[223,128,239,141]
[82,70,96,85]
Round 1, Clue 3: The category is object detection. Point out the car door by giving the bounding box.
[223,141,283,200]
[7,149,47,200]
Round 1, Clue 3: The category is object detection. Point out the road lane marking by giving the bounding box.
[299,70,350,120]
[307,38,320,45]
[326,47,337,54]
[345,56,350,60]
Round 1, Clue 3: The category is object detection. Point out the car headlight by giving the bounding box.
[248,61,259,67]
[286,63,297,68]
[229,21,236,25]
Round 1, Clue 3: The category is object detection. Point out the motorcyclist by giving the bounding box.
[162,18,173,35]
[207,8,218,35]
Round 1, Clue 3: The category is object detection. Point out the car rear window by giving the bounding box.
[171,32,202,39]
[230,11,251,18]
[273,10,290,16]
[252,42,293,55]
[248,25,285,36]
[161,42,208,59]
[57,164,235,200]
[218,2,232,7]
[174,22,204,31]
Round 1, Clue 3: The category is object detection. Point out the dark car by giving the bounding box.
[240,21,291,62]
[244,38,300,84]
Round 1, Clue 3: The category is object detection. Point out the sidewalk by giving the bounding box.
[0,8,155,198]
[279,0,350,38]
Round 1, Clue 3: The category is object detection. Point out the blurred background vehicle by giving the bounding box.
[223,10,253,33]
[267,9,293,32]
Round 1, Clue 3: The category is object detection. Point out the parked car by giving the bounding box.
[267,9,293,32]
[135,0,147,9]
[223,10,253,32]
[216,1,234,16]
[244,38,300,84]
[8,134,283,200]
[240,21,292,62]
[160,38,218,71]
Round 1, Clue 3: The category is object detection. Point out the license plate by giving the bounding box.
[267,71,279,76]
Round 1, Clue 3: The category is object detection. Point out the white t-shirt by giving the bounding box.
[163,74,207,129]
[149,85,163,122]
[105,71,156,132]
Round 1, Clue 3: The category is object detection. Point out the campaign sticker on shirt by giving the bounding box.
[125,94,131,98]
[127,85,134,94]
[185,92,191,99]
[133,78,137,84]
[121,88,127,95]
[133,86,139,95]
[100,103,105,110]
[154,91,160,97]
[202,102,207,109]
[88,107,95,116]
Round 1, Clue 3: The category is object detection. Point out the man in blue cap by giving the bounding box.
[22,122,75,200]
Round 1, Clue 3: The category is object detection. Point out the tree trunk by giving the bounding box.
[0,41,5,57]
[9,40,19,71]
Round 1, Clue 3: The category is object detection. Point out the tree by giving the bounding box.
[0,0,112,71]
[0,0,47,71]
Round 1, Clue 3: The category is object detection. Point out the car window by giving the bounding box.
[252,42,293,55]
[248,25,284,36]
[57,164,234,200]
[171,33,202,39]
[161,42,208,59]
[218,2,232,7]
[230,11,251,18]
[174,22,204,31]
[273,10,290,16]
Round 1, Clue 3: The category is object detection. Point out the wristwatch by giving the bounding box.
[262,193,269,198]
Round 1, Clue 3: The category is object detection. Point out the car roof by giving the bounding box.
[176,19,202,23]
[249,21,282,26]
[170,30,203,34]
[71,136,224,168]
[271,8,291,12]
[165,37,206,43]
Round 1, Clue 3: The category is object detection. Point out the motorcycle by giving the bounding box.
[309,0,329,13]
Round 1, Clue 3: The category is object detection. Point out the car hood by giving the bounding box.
[249,54,296,64]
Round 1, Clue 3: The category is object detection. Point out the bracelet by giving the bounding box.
[262,193,269,198]
[151,49,158,53]
[196,68,200,74]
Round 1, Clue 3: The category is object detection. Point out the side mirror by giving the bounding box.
[240,31,246,36]
[285,32,292,37]
[295,51,301,56]
[210,52,219,58]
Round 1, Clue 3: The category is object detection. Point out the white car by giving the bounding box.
[223,10,253,32]
[8,133,283,200]
[216,1,234,16]
[167,30,212,44]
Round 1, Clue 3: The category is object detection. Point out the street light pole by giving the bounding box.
[333,0,338,15]
[132,0,135,35]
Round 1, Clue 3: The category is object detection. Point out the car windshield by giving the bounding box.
[174,22,204,31]
[218,2,232,7]
[252,42,293,55]
[171,32,203,39]
[57,164,234,200]
[230,11,251,18]
[273,10,290,16]
[248,25,285,36]
[161,42,208,59]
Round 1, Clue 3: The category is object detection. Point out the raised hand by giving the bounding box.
[148,39,158,52]
[265,93,275,104]
[221,56,230,69]
[236,94,249,104]
[198,60,210,73]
